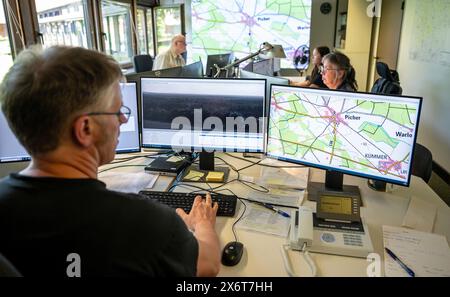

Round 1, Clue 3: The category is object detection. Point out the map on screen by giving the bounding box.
[190,0,311,69]
[267,86,422,185]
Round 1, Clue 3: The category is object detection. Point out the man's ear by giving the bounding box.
[72,115,94,147]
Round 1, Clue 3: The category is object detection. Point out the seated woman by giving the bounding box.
[290,46,330,88]
[320,51,358,91]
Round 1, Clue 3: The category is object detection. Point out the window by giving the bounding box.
[0,1,14,82]
[34,0,91,48]
[136,6,155,57]
[155,6,182,54]
[146,9,155,57]
[136,8,146,55]
[101,0,133,64]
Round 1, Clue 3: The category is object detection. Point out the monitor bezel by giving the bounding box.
[116,81,142,154]
[266,84,423,187]
[139,76,267,153]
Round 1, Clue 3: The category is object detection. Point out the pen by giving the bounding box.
[385,248,415,277]
[260,203,291,218]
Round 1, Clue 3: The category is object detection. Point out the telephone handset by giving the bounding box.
[289,206,314,251]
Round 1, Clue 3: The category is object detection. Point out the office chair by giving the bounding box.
[0,253,22,277]
[371,61,402,95]
[133,54,153,73]
[412,143,433,183]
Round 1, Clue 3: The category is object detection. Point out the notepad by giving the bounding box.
[383,225,450,277]
[184,170,204,181]
[206,171,224,182]
[401,196,437,233]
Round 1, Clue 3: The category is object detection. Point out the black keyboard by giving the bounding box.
[138,191,237,217]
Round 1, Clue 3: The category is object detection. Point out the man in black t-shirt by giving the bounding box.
[0,46,220,277]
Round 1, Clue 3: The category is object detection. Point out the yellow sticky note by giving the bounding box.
[206,171,225,182]
[184,170,204,181]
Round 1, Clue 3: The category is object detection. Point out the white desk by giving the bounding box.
[101,152,450,277]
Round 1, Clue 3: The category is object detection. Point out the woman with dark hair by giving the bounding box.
[320,51,358,91]
[291,46,330,88]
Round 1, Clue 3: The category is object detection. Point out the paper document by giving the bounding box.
[383,225,450,277]
[236,203,291,237]
[98,172,158,194]
[256,167,309,190]
[246,188,305,207]
[402,196,437,232]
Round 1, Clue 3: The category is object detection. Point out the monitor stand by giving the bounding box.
[307,170,362,206]
[181,151,230,183]
[367,179,387,191]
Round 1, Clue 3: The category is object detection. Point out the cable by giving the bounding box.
[167,183,247,244]
[224,153,306,168]
[280,242,317,277]
[301,242,317,277]
[280,244,297,277]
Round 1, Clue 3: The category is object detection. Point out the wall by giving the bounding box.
[397,0,450,172]
[310,0,337,52]
[339,0,373,91]
[306,0,337,75]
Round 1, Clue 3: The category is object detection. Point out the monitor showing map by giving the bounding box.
[267,85,423,187]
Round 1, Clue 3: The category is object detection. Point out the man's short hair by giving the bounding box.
[0,46,123,155]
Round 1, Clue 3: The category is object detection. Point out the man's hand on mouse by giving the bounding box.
[176,193,218,232]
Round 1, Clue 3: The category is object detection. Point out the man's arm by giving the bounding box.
[176,194,221,276]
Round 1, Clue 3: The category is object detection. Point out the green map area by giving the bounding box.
[267,88,420,183]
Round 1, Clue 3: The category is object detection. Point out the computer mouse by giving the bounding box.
[221,241,244,266]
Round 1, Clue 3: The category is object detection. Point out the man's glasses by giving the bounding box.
[319,65,340,74]
[86,105,131,122]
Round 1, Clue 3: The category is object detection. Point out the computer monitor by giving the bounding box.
[0,109,30,163]
[0,82,141,163]
[239,70,289,117]
[180,61,204,78]
[243,58,281,77]
[126,66,183,105]
[205,53,234,78]
[140,77,266,173]
[267,85,422,201]
[116,82,141,153]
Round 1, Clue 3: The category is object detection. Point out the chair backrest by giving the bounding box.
[0,253,21,277]
[133,55,153,73]
[371,61,403,95]
[412,143,433,183]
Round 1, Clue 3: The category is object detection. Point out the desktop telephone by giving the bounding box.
[289,206,373,258]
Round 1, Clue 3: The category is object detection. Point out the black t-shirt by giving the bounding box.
[310,71,328,89]
[0,174,198,277]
